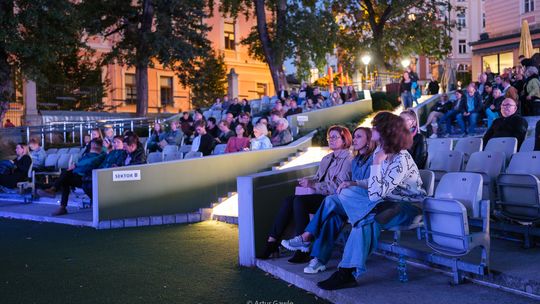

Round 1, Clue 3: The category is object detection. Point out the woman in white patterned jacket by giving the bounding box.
[317,111,426,290]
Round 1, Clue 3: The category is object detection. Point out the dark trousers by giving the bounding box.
[54,171,82,207]
[269,194,325,239]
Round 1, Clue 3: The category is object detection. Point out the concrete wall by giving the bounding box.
[287,99,373,135]
[92,131,316,224]
[238,163,319,266]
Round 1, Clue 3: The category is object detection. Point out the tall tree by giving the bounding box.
[82,0,211,116]
[217,0,338,91]
[189,50,227,109]
[0,0,86,125]
[334,0,454,70]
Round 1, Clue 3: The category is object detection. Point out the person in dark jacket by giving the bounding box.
[147,122,164,153]
[485,87,505,128]
[227,97,243,117]
[0,143,32,188]
[535,120,540,151]
[456,84,483,136]
[399,71,413,109]
[38,139,106,216]
[100,136,127,168]
[419,94,453,138]
[400,110,427,169]
[483,98,528,149]
[124,134,146,165]
[192,120,216,156]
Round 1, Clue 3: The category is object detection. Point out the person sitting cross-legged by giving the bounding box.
[456,83,482,136]
[38,139,106,216]
[281,127,376,274]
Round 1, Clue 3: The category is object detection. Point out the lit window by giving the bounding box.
[160,76,173,106]
[125,74,136,104]
[458,39,467,54]
[224,21,236,50]
[524,0,535,13]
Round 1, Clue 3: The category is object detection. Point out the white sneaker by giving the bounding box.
[304,258,326,274]
[419,125,428,132]
[429,133,438,139]
[281,235,311,252]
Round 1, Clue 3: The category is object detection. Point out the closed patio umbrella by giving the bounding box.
[519,19,534,58]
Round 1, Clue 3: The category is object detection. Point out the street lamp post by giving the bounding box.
[361,55,371,90]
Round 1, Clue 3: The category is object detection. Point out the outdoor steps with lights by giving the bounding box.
[211,192,238,224]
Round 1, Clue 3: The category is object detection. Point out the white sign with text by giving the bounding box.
[113,170,141,182]
[297,115,309,122]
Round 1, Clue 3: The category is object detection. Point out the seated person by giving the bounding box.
[240,98,251,114]
[400,110,427,169]
[485,88,504,128]
[317,112,425,290]
[441,90,461,135]
[216,120,235,144]
[228,97,243,117]
[0,143,32,188]
[28,138,46,170]
[99,135,127,168]
[124,133,146,166]
[147,122,164,153]
[456,83,482,136]
[250,123,273,151]
[191,120,216,156]
[302,98,316,112]
[284,100,302,117]
[270,118,293,147]
[103,126,115,151]
[280,127,375,273]
[206,117,220,139]
[225,123,251,153]
[38,139,106,216]
[237,112,254,137]
[160,120,183,148]
[210,97,223,111]
[82,128,103,156]
[179,111,194,137]
[260,126,353,263]
[419,94,453,138]
[483,98,528,149]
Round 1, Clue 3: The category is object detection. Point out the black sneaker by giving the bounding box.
[287,250,311,264]
[317,268,357,290]
[258,241,279,259]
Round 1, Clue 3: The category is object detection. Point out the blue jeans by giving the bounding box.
[485,109,499,128]
[401,91,413,109]
[441,109,458,134]
[305,194,348,264]
[339,202,420,278]
[456,112,479,134]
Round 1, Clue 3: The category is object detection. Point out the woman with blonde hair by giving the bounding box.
[400,109,427,169]
[250,123,272,150]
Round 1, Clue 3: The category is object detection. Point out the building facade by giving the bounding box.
[95,5,273,114]
[471,0,540,77]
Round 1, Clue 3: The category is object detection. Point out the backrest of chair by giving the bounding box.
[497,174,540,222]
[57,154,72,170]
[212,110,223,121]
[175,151,184,160]
[454,138,482,162]
[57,148,69,154]
[71,153,80,164]
[27,158,33,179]
[184,151,203,159]
[162,145,179,155]
[163,152,177,162]
[46,148,58,155]
[427,138,453,155]
[465,151,505,179]
[519,136,535,152]
[435,172,483,218]
[68,147,80,154]
[213,144,227,155]
[178,145,192,154]
[419,169,435,197]
[147,152,163,163]
[423,198,470,254]
[44,154,60,167]
[484,137,517,163]
[506,151,540,177]
[428,151,463,172]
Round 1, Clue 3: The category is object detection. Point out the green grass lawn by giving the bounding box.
[0,219,326,304]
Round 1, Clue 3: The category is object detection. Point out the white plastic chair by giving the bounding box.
[519,136,535,152]
[484,137,517,165]
[147,152,163,163]
[454,137,482,164]
[465,151,505,201]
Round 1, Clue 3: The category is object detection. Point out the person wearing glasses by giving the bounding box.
[259,125,352,263]
[483,98,528,149]
[317,112,426,290]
